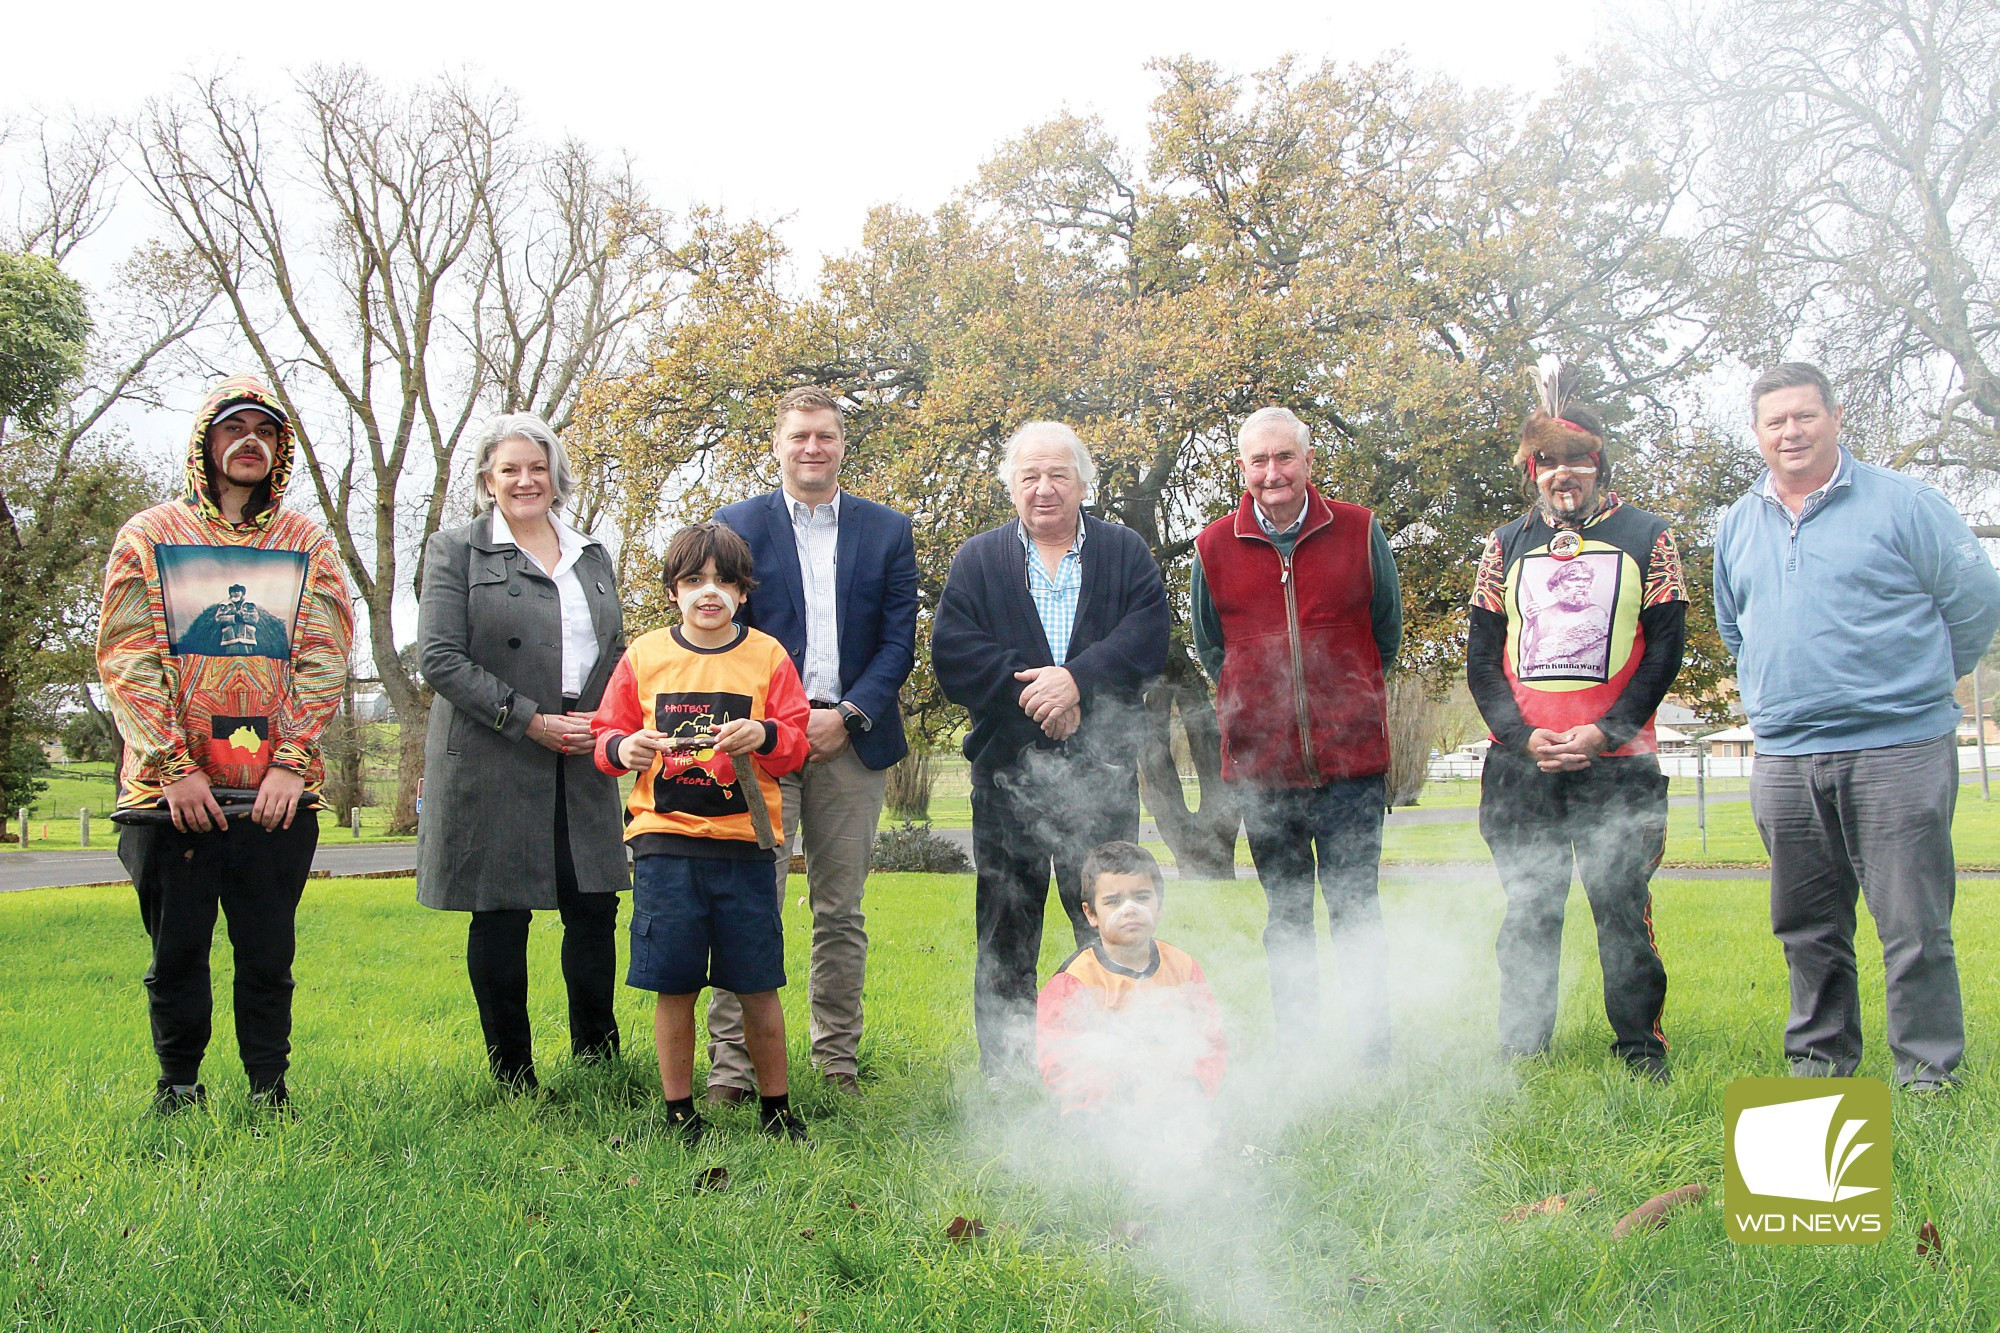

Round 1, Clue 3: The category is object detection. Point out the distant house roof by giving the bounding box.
[1654,725,1693,742]
[1703,725,1757,742]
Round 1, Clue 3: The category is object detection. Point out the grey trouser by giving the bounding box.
[1751,732,1963,1084]
[707,745,888,1087]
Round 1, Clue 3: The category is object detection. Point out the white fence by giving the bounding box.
[1428,743,1999,784]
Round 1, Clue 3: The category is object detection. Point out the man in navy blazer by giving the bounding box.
[706,387,919,1101]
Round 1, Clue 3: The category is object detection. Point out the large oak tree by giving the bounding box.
[581,57,1740,872]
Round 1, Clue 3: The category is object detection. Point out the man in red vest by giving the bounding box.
[1192,407,1402,1062]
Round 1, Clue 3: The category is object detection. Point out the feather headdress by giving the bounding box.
[1515,354,1604,470]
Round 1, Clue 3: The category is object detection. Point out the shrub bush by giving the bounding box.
[871,820,970,873]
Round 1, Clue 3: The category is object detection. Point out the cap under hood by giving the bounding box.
[184,374,297,529]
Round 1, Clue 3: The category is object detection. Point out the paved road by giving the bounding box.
[8,785,1990,894]
[0,842,424,894]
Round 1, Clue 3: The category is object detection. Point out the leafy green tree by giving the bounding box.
[580,56,1740,872]
[0,250,92,817]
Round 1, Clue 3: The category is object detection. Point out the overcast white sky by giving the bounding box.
[7,0,1605,271]
[6,0,1618,650]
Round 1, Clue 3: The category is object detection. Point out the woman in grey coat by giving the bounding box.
[417,413,628,1090]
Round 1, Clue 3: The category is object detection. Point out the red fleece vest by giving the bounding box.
[1196,490,1388,786]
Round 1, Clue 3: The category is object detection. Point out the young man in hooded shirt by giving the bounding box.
[98,374,354,1113]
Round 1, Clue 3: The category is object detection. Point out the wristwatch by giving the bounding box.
[836,701,869,735]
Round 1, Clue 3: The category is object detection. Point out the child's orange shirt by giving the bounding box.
[591,624,809,851]
[1035,939,1227,1113]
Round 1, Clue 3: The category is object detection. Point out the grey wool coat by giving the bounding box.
[415,514,629,911]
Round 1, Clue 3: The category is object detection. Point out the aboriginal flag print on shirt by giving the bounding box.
[651,690,754,820]
[205,715,272,773]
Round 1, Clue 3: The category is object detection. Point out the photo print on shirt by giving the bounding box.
[1516,550,1621,682]
[156,544,308,660]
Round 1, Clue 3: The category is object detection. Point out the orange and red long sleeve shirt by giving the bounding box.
[1036,939,1228,1114]
[592,624,809,853]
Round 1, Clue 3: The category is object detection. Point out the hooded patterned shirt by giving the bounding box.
[96,376,354,808]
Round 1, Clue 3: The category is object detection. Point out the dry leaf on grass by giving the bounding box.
[944,1216,987,1242]
[1611,1184,1708,1240]
[1501,1188,1599,1223]
[1917,1221,1945,1267]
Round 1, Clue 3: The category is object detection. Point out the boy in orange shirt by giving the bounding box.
[593,523,810,1143]
[1036,842,1227,1115]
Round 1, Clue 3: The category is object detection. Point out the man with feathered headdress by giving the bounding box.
[1465,359,1686,1082]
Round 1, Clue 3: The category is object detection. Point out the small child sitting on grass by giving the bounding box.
[592,522,810,1144]
[1035,841,1227,1117]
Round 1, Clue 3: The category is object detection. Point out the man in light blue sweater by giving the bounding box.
[1715,361,2000,1091]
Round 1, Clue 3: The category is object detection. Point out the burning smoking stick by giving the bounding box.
[667,732,776,849]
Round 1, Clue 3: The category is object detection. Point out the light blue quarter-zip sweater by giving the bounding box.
[1714,449,2000,756]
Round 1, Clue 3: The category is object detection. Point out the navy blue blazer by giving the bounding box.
[714,489,919,771]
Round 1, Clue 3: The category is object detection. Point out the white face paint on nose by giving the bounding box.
[684,580,738,614]
[223,439,273,468]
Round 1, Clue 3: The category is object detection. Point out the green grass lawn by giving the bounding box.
[2,867,1994,1329]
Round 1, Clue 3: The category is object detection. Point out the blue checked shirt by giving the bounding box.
[1020,520,1085,665]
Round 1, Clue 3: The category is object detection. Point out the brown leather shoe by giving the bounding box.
[824,1071,862,1098]
[704,1084,753,1107]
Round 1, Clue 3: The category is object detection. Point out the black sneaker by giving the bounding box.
[666,1106,708,1146]
[494,1065,540,1094]
[152,1080,207,1115]
[249,1079,292,1115]
[760,1108,809,1142]
[1625,1054,1671,1085]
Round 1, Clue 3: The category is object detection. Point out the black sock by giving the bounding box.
[666,1096,697,1119]
[758,1093,790,1118]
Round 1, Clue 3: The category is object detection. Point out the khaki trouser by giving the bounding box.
[707,744,889,1087]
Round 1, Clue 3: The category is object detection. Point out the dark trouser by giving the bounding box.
[466,764,620,1080]
[971,752,1139,1075]
[1751,734,1962,1084]
[1239,773,1391,1059]
[1478,747,1669,1062]
[119,815,319,1089]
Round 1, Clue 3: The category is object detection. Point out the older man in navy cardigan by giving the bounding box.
[707,387,919,1100]
[933,421,1170,1077]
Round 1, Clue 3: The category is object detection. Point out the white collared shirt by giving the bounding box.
[786,487,843,702]
[490,508,600,698]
